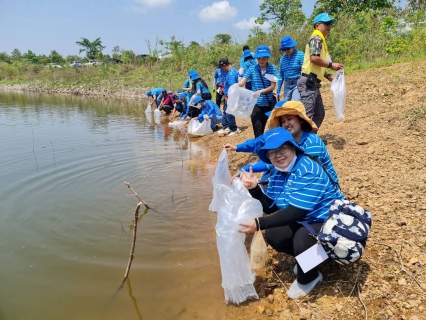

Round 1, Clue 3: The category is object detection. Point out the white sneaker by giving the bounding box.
[227,128,241,136]
[287,272,323,299]
[218,128,231,136]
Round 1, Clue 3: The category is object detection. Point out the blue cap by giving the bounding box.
[146,91,152,96]
[178,93,186,100]
[254,45,271,58]
[279,36,297,51]
[313,13,336,25]
[243,49,252,59]
[188,69,197,76]
[258,127,303,164]
[265,100,287,117]
[193,96,204,105]
[190,72,200,81]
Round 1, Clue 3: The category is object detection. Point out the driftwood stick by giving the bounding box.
[124,181,150,208]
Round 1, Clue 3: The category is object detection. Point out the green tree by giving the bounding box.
[112,45,121,59]
[22,50,39,64]
[75,37,106,59]
[257,0,306,29]
[11,48,22,61]
[0,52,11,63]
[313,0,395,16]
[214,33,232,45]
[49,50,65,64]
[189,41,200,47]
[121,50,135,64]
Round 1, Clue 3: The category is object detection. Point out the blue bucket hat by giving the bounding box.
[178,92,186,100]
[188,69,197,76]
[265,100,287,117]
[243,49,252,59]
[313,13,336,26]
[254,45,271,58]
[190,72,200,81]
[258,127,303,164]
[146,91,152,96]
[193,96,204,105]
[279,36,297,51]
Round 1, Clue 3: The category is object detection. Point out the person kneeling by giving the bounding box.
[238,127,344,299]
[194,96,223,132]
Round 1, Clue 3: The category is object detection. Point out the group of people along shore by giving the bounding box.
[148,13,348,299]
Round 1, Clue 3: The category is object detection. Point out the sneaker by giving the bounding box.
[287,272,323,299]
[227,128,241,137]
[212,126,220,132]
[218,128,231,136]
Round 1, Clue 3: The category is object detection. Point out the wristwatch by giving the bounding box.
[328,61,332,69]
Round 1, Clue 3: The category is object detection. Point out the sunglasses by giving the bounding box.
[321,21,334,27]
[282,48,291,52]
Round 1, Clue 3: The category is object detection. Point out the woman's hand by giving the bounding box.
[253,90,263,98]
[223,143,237,151]
[241,166,257,190]
[239,220,257,234]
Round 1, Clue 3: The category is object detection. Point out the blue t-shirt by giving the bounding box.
[266,155,344,223]
[223,66,239,97]
[214,68,227,86]
[279,49,304,80]
[243,64,278,107]
[236,131,339,183]
[183,79,190,89]
[240,52,254,68]
[241,59,256,80]
[152,87,164,96]
[197,100,222,120]
[196,81,211,95]
[178,100,189,119]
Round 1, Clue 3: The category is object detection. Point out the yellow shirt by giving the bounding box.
[301,30,329,82]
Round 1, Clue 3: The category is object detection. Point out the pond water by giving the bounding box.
[0,91,229,320]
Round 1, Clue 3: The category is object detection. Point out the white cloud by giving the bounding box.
[135,0,173,8]
[199,1,237,22]
[233,17,271,30]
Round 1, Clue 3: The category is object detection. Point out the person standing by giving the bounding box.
[238,45,278,138]
[297,13,343,128]
[276,36,304,102]
[240,49,256,90]
[239,45,253,69]
[217,58,241,137]
[213,67,227,109]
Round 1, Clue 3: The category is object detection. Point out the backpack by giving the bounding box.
[301,155,372,265]
[301,199,372,265]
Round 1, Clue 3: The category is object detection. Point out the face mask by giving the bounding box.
[274,154,297,172]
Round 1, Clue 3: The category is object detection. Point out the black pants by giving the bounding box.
[215,92,224,110]
[188,106,201,118]
[265,223,323,284]
[162,105,174,115]
[250,104,272,138]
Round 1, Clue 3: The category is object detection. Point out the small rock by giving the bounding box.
[265,308,273,316]
[268,294,274,303]
[336,303,343,311]
[398,278,407,286]
[257,305,266,314]
[409,257,419,265]
[356,141,368,145]
[299,308,312,320]
[386,309,393,316]
[407,300,418,307]
[396,219,407,226]
[410,316,419,320]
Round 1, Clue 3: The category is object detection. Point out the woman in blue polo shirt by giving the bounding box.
[238,127,344,299]
[238,45,279,137]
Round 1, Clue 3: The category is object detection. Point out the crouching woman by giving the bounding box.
[239,127,344,299]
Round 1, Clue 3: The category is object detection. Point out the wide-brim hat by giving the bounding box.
[243,49,252,59]
[268,101,318,133]
[258,127,304,164]
[188,69,197,76]
[254,45,271,58]
[178,93,186,100]
[190,73,200,81]
[313,12,337,25]
[279,36,297,50]
[193,96,204,105]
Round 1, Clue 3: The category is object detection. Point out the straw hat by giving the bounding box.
[268,101,318,133]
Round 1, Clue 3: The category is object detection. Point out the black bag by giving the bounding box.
[201,92,212,100]
[305,72,318,89]
[258,69,277,109]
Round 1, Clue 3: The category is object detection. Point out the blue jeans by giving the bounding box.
[284,78,300,101]
[222,102,237,131]
[209,114,223,130]
[156,95,162,107]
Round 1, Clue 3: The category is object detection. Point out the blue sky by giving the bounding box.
[0,0,317,58]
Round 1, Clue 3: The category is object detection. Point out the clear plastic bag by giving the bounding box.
[330,69,346,120]
[167,120,187,128]
[226,83,257,119]
[154,108,162,116]
[209,150,263,304]
[145,104,152,113]
[187,118,213,136]
[250,230,268,270]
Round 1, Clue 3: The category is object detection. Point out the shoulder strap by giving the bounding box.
[304,154,341,191]
[257,68,271,104]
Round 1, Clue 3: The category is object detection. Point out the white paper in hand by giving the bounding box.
[264,73,278,82]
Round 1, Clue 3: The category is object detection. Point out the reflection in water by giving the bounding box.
[127,278,143,320]
[0,90,226,320]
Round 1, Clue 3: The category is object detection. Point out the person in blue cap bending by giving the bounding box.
[170,92,189,119]
[146,87,165,108]
[276,36,304,102]
[193,96,222,132]
[238,45,279,137]
[297,12,343,129]
[238,127,344,299]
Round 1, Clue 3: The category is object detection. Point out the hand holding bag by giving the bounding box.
[250,230,268,270]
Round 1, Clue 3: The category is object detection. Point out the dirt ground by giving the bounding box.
[184,61,426,320]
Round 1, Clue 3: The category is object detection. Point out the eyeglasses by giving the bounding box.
[321,22,334,27]
[266,145,291,159]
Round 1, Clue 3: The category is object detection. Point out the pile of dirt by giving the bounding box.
[191,61,426,319]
